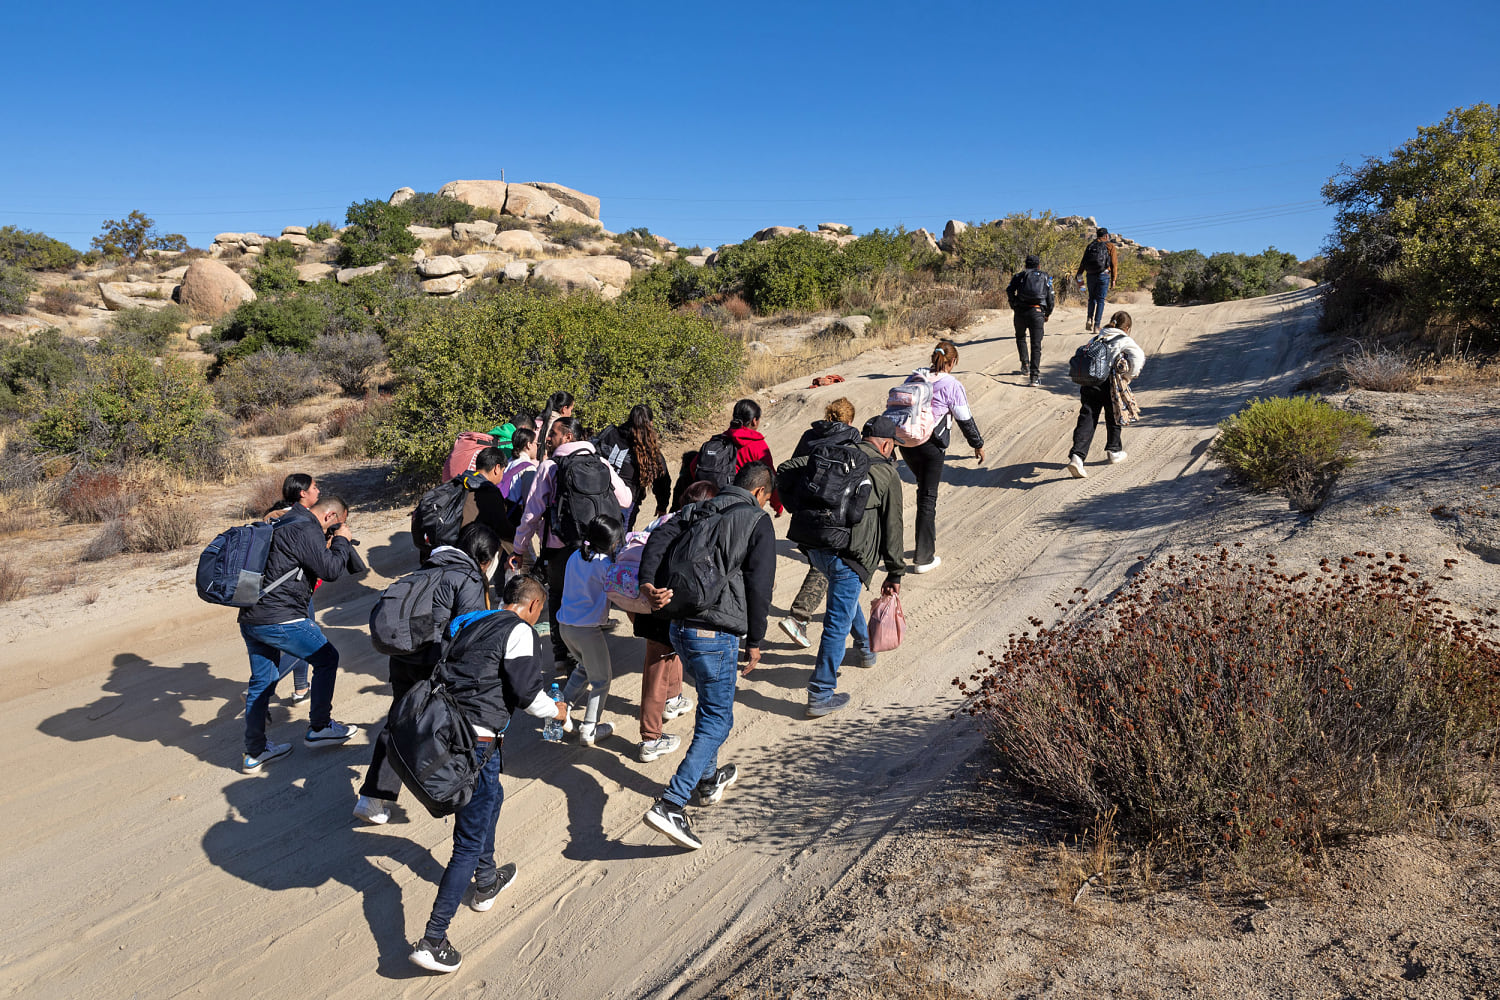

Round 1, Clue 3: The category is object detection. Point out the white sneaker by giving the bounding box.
[352,795,391,825]
[910,556,941,574]
[662,694,693,720]
[242,742,292,772]
[639,734,682,762]
[305,721,358,747]
[1107,450,1127,464]
[578,722,613,747]
[779,617,811,648]
[1067,455,1087,478]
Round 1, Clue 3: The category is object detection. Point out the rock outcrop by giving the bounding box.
[98,281,176,312]
[940,220,968,251]
[178,260,254,319]
[389,187,416,206]
[437,180,509,214]
[526,183,601,220]
[484,230,545,257]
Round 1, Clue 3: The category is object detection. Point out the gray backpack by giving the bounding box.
[1068,332,1124,387]
[369,566,470,657]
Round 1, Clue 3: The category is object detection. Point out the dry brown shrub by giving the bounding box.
[242,475,284,518]
[80,519,128,562]
[81,587,100,605]
[722,294,752,321]
[0,559,25,603]
[274,427,327,461]
[1343,342,1418,392]
[43,567,79,593]
[54,469,139,523]
[242,409,308,437]
[0,506,48,537]
[41,285,89,316]
[128,503,202,553]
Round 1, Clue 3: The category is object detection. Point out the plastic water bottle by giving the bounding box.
[542,683,565,742]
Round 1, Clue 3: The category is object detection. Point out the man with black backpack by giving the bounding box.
[1007,254,1054,387]
[513,416,631,667]
[778,416,904,718]
[637,463,777,851]
[406,573,567,975]
[238,494,360,772]
[1075,227,1119,333]
[411,448,510,566]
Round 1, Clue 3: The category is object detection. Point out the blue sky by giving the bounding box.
[3,1,1496,258]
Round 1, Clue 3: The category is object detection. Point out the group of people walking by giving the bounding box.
[226,258,1148,973]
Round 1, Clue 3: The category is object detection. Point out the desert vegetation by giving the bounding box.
[1151,247,1300,305]
[1210,395,1375,511]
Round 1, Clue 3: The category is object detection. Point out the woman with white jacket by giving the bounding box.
[1066,310,1145,478]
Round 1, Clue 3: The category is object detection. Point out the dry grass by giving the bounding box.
[274,427,327,461]
[127,502,202,553]
[41,285,90,316]
[0,505,49,537]
[0,559,25,603]
[43,567,80,593]
[1343,341,1418,392]
[1417,353,1500,389]
[241,476,283,519]
[242,408,310,437]
[81,587,100,606]
[79,519,128,562]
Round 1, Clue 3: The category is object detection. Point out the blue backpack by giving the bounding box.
[195,520,302,607]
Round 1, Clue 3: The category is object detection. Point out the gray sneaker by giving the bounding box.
[779,617,811,648]
[806,692,852,718]
[662,694,693,720]
[638,733,682,762]
[854,647,878,669]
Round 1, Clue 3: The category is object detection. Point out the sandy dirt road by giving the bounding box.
[0,290,1320,999]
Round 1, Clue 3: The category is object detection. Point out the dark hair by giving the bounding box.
[931,340,958,373]
[503,573,546,607]
[682,480,719,505]
[511,408,537,429]
[1107,310,1133,332]
[311,494,347,518]
[457,521,500,570]
[734,461,774,494]
[580,514,626,561]
[550,416,581,442]
[1096,227,1109,238]
[729,398,761,430]
[539,391,575,441]
[510,426,536,454]
[474,446,504,473]
[626,404,665,488]
[282,473,313,505]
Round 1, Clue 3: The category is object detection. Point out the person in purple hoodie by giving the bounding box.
[898,341,985,574]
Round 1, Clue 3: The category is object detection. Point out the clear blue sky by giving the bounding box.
[3,1,1496,259]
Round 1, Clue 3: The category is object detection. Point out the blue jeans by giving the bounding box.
[275,597,316,692]
[807,550,868,700]
[241,619,340,754]
[664,622,740,807]
[1086,272,1111,329]
[424,742,503,942]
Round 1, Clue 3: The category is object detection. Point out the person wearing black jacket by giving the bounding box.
[407,574,567,975]
[354,523,500,826]
[238,495,360,771]
[593,404,672,530]
[637,463,776,851]
[778,399,859,649]
[1007,254,1054,386]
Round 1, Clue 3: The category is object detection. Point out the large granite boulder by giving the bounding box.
[531,259,602,294]
[452,220,499,241]
[337,263,387,284]
[295,263,335,283]
[438,180,509,213]
[420,275,467,295]
[484,230,545,257]
[389,187,416,206]
[940,220,968,251]
[417,255,464,278]
[526,182,601,219]
[753,226,801,241]
[178,259,254,319]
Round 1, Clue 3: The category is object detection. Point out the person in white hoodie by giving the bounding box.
[513,416,632,667]
[1066,310,1146,478]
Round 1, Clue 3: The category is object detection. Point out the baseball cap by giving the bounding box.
[862,415,900,440]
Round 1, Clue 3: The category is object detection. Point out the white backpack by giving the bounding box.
[885,369,939,447]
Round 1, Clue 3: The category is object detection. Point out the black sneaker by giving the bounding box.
[468,862,518,912]
[643,799,702,850]
[409,936,462,974]
[691,764,739,807]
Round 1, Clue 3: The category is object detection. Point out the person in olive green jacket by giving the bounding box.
[777,415,905,718]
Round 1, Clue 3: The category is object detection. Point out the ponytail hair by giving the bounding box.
[1107,310,1133,333]
[580,514,625,561]
[538,391,575,441]
[729,398,761,430]
[931,341,958,373]
[626,403,665,487]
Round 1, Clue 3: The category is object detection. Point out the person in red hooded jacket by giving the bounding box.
[688,399,784,515]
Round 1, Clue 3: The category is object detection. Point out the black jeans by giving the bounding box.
[1071,384,1122,459]
[359,652,438,801]
[899,439,945,565]
[1013,306,1046,378]
[543,544,576,663]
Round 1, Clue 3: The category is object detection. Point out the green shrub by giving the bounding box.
[249,248,301,296]
[90,211,188,261]
[0,328,88,414]
[313,332,386,395]
[615,227,659,250]
[1152,249,1208,304]
[622,257,723,309]
[105,305,186,354]
[383,286,741,475]
[41,284,89,316]
[959,549,1500,874]
[306,220,336,242]
[27,350,231,474]
[712,233,845,312]
[337,199,420,267]
[212,347,323,418]
[1322,103,1500,345]
[841,227,939,277]
[403,192,489,229]
[950,212,1089,294]
[312,268,430,343]
[1152,247,1299,305]
[1210,396,1375,510]
[0,226,81,270]
[546,219,606,246]
[0,264,37,314]
[209,295,329,359]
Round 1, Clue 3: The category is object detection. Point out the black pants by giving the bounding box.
[1071,384,1122,460]
[898,439,945,565]
[542,544,576,663]
[1013,306,1046,378]
[359,653,438,801]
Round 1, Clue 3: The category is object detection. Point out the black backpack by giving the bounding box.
[412,479,467,558]
[694,434,739,489]
[1082,240,1111,275]
[369,564,475,657]
[658,497,755,619]
[785,443,873,551]
[384,661,493,818]
[1068,332,1125,386]
[1017,269,1050,305]
[549,451,620,546]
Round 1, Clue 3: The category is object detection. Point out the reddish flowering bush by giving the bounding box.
[958,548,1500,868]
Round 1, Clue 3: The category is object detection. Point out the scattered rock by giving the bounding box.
[454,254,495,278]
[417,255,464,278]
[389,187,416,206]
[754,226,801,241]
[452,220,499,241]
[525,182,602,220]
[438,179,509,214]
[159,266,189,282]
[620,247,658,270]
[186,324,211,341]
[908,229,941,255]
[278,234,315,248]
[337,263,386,284]
[1280,275,1317,290]
[574,255,632,288]
[406,225,450,243]
[420,274,467,295]
[574,238,613,256]
[178,259,255,319]
[940,220,968,251]
[686,255,709,268]
[531,258,603,294]
[239,233,269,247]
[281,226,308,236]
[295,262,335,283]
[502,262,530,282]
[829,315,872,338]
[142,248,182,259]
[484,230,545,257]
